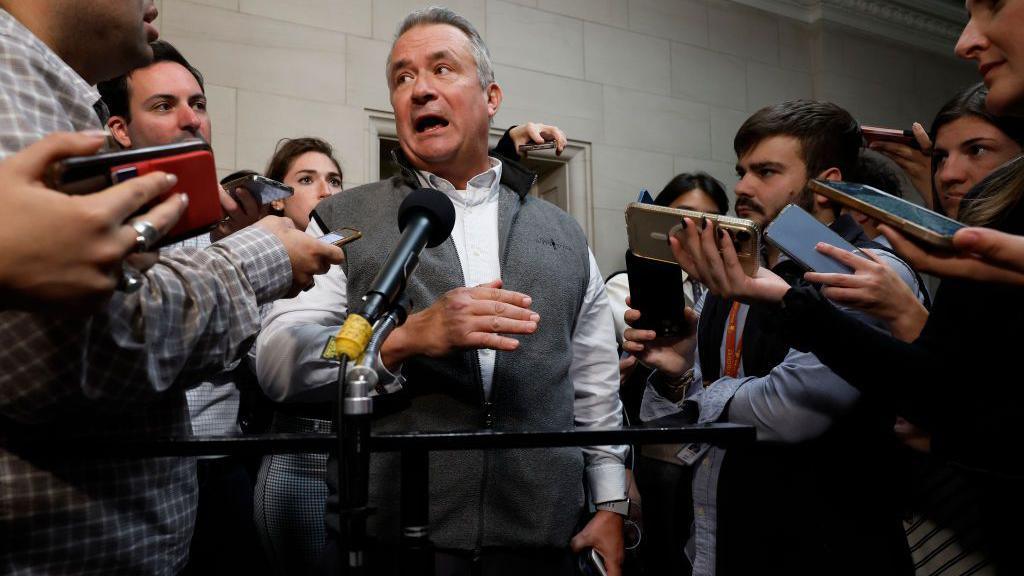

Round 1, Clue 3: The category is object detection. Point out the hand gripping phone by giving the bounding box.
[45,139,222,246]
[809,179,964,249]
[220,173,294,206]
[578,548,608,576]
[765,204,868,274]
[861,126,921,150]
[625,250,690,337]
[625,202,760,275]
[318,227,362,248]
[518,140,556,153]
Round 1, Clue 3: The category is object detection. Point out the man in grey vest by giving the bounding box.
[254,7,627,576]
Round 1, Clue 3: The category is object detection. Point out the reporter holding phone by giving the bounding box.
[0,4,344,575]
[0,131,186,310]
[626,100,923,576]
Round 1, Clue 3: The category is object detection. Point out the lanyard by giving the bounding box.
[724,301,743,378]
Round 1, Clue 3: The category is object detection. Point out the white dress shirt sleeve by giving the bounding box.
[574,250,628,504]
[255,219,351,403]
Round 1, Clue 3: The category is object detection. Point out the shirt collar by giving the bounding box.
[0,9,102,115]
[417,157,503,208]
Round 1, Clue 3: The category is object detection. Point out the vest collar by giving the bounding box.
[390,147,537,199]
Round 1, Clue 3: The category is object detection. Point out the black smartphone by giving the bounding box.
[577,548,608,576]
[625,250,690,337]
[44,139,211,194]
[765,204,867,274]
[221,174,294,206]
[518,140,556,153]
[809,180,964,249]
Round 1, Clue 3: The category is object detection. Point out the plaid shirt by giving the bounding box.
[0,10,292,575]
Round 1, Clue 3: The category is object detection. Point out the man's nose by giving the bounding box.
[179,107,201,132]
[411,74,437,105]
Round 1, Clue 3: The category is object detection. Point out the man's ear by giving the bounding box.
[107,116,132,148]
[813,167,844,211]
[817,166,842,182]
[485,82,502,119]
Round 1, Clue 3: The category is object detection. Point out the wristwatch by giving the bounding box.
[595,498,630,517]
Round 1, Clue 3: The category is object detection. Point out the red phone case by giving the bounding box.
[111,150,222,244]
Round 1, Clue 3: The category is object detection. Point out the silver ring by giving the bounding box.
[117,268,143,293]
[131,220,160,253]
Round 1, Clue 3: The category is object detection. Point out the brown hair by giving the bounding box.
[958,154,1024,228]
[734,99,861,180]
[264,137,343,185]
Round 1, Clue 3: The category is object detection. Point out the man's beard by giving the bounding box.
[733,181,816,224]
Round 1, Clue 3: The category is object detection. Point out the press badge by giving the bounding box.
[676,443,707,466]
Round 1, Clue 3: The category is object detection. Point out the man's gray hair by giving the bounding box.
[387,6,495,90]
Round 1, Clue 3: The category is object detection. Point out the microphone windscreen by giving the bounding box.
[398,188,456,248]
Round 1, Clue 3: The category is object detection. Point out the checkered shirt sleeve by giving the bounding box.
[0,10,293,574]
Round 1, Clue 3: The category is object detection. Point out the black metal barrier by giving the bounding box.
[7,414,753,458]
[6,413,754,575]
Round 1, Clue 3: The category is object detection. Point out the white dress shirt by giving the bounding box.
[256,158,627,504]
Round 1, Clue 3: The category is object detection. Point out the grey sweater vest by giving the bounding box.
[314,157,591,550]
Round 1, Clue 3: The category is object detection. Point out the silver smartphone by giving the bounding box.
[764,204,867,274]
[221,174,294,206]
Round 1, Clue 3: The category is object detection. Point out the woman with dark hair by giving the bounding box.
[251,137,345,575]
[264,137,345,230]
[870,83,1024,219]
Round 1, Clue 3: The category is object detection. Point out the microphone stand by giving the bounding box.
[336,298,410,575]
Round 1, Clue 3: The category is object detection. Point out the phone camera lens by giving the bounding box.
[735,230,751,242]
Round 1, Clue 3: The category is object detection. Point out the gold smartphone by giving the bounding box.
[625,203,761,275]
[318,227,362,247]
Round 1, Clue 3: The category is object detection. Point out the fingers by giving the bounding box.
[136,192,189,235]
[669,235,697,280]
[716,228,746,282]
[878,224,930,269]
[623,307,641,326]
[468,298,538,322]
[466,331,522,351]
[954,227,1022,266]
[92,172,179,223]
[311,238,345,267]
[698,221,727,289]
[869,141,917,162]
[113,191,189,261]
[218,185,240,214]
[10,131,106,178]
[234,187,260,217]
[820,286,868,305]
[469,283,532,308]
[539,124,568,155]
[911,121,933,151]
[814,242,871,270]
[472,314,538,336]
[803,270,861,288]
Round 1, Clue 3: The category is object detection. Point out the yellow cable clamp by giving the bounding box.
[322,314,373,360]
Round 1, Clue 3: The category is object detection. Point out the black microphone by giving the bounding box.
[329,188,455,359]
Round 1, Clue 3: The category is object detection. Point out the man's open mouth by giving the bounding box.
[415,115,449,133]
